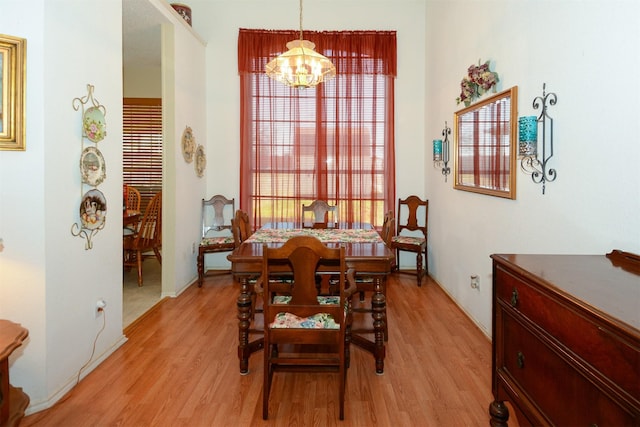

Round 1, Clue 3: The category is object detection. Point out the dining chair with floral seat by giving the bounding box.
[390,195,429,286]
[231,209,253,247]
[231,209,262,319]
[197,194,236,287]
[257,235,357,420]
[301,200,338,229]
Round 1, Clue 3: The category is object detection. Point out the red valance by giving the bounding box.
[238,28,397,77]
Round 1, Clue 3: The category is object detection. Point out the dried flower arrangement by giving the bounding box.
[456,60,499,107]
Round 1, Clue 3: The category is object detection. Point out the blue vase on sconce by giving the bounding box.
[433,139,443,162]
[518,116,537,157]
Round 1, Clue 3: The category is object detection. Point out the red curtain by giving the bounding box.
[238,29,396,229]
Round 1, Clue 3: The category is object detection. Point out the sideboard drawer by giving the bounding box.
[496,265,639,401]
[500,312,636,426]
[490,253,640,427]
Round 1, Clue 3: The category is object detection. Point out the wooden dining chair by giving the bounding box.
[380,210,396,252]
[231,209,253,247]
[124,185,141,211]
[123,191,162,286]
[390,195,429,286]
[301,200,338,228]
[231,209,263,320]
[123,185,142,236]
[197,195,236,287]
[258,236,356,420]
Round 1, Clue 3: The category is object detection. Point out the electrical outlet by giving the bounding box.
[96,298,107,317]
[470,275,480,290]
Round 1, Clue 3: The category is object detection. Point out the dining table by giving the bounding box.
[123,209,141,228]
[227,223,395,375]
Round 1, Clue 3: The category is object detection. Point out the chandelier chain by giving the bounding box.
[299,0,304,40]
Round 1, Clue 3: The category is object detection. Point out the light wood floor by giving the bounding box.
[22,272,502,427]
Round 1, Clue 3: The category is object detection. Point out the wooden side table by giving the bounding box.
[0,320,29,427]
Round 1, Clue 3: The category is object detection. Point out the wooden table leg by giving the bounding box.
[372,276,386,374]
[236,276,252,374]
[350,275,386,374]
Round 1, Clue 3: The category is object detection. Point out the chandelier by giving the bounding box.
[265,0,336,89]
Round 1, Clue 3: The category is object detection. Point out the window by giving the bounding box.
[123,98,162,211]
[238,30,396,229]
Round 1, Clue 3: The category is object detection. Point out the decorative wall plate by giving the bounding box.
[80,189,107,230]
[83,106,107,142]
[182,126,195,163]
[195,144,206,177]
[80,146,106,186]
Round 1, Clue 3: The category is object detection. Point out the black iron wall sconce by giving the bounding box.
[520,83,558,194]
[433,122,452,181]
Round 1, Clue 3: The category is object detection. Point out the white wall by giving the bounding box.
[0,0,126,410]
[0,0,207,412]
[0,0,48,407]
[162,13,209,296]
[424,0,640,334]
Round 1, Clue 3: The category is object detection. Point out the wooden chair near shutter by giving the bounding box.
[124,185,141,211]
[123,191,162,286]
[123,185,141,236]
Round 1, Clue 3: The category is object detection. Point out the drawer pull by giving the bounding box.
[516,351,525,369]
[511,288,519,307]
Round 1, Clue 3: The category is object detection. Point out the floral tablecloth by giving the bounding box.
[245,228,382,244]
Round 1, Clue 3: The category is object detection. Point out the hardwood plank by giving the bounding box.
[22,272,506,426]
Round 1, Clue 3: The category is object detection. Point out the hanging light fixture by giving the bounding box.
[265,0,336,89]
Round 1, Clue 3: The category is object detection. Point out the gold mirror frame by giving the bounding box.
[453,86,518,199]
[0,34,26,151]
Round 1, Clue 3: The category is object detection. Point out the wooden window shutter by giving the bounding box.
[123,98,162,212]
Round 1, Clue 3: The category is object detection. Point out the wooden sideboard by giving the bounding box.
[489,250,640,426]
[0,320,29,427]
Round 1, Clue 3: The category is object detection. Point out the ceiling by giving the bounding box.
[122,0,163,68]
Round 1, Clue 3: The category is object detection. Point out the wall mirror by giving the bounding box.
[453,86,518,199]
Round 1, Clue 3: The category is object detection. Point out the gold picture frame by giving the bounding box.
[0,34,26,151]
